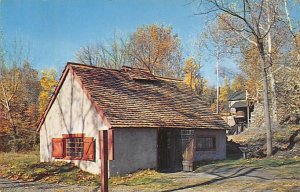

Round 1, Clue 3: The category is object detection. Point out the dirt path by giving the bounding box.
[112,166,300,192]
[0,178,99,192]
[1,166,299,192]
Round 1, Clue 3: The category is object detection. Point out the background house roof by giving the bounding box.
[230,101,247,108]
[69,63,228,130]
[228,91,246,101]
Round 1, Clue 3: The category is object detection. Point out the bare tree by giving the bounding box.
[76,25,183,78]
[76,35,128,69]
[76,43,102,66]
[196,0,285,156]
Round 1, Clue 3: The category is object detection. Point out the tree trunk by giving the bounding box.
[258,40,273,157]
[269,72,278,121]
[7,112,18,152]
[33,131,37,149]
[1,80,19,152]
[10,131,18,152]
[266,0,278,122]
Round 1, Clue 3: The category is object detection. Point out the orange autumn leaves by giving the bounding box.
[128,24,182,77]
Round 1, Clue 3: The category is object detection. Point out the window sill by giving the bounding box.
[63,157,84,160]
[54,157,94,161]
[196,149,216,152]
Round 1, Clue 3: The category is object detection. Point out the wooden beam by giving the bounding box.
[100,130,108,192]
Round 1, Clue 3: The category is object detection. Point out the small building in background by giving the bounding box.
[227,91,254,134]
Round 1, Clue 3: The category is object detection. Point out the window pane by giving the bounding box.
[66,138,84,158]
[196,137,215,151]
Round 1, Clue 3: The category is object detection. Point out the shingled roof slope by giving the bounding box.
[69,63,228,129]
[228,91,246,101]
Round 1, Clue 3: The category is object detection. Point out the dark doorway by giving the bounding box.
[157,129,182,171]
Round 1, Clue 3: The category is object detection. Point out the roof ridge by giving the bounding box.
[121,65,150,72]
[121,66,182,82]
[67,63,182,82]
[67,62,122,72]
[67,62,98,69]
[155,76,183,82]
[67,62,185,87]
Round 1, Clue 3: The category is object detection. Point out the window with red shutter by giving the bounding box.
[52,138,64,158]
[83,137,95,161]
[52,134,95,161]
[65,137,84,158]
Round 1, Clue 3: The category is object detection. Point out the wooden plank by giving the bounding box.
[100,130,108,192]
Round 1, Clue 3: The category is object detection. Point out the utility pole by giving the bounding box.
[216,27,220,114]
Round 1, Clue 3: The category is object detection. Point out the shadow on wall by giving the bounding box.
[43,74,100,167]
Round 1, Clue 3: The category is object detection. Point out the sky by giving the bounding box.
[0,0,235,84]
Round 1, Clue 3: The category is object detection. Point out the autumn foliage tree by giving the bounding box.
[183,57,206,94]
[76,24,183,78]
[0,59,57,152]
[126,24,183,77]
[195,0,288,156]
[231,75,246,92]
[0,37,43,151]
[196,0,300,156]
[0,64,22,151]
[239,44,263,101]
[219,77,231,113]
[275,31,300,120]
[38,69,57,116]
[0,61,41,151]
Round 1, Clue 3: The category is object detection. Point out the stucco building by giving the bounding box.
[37,63,228,176]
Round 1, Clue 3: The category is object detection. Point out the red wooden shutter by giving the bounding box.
[108,130,114,160]
[83,137,95,161]
[52,138,64,158]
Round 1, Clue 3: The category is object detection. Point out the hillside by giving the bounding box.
[228,123,300,158]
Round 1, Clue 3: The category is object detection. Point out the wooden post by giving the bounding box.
[100,130,108,192]
[182,130,195,172]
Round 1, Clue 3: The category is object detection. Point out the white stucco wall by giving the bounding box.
[39,71,109,174]
[109,128,157,176]
[194,129,226,161]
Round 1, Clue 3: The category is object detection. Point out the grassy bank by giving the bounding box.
[0,152,99,186]
[195,156,300,175]
[196,155,300,169]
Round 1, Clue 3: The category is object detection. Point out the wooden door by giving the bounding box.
[157,129,183,171]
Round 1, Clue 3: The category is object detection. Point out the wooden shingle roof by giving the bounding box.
[228,91,246,101]
[68,63,228,129]
[230,101,247,108]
